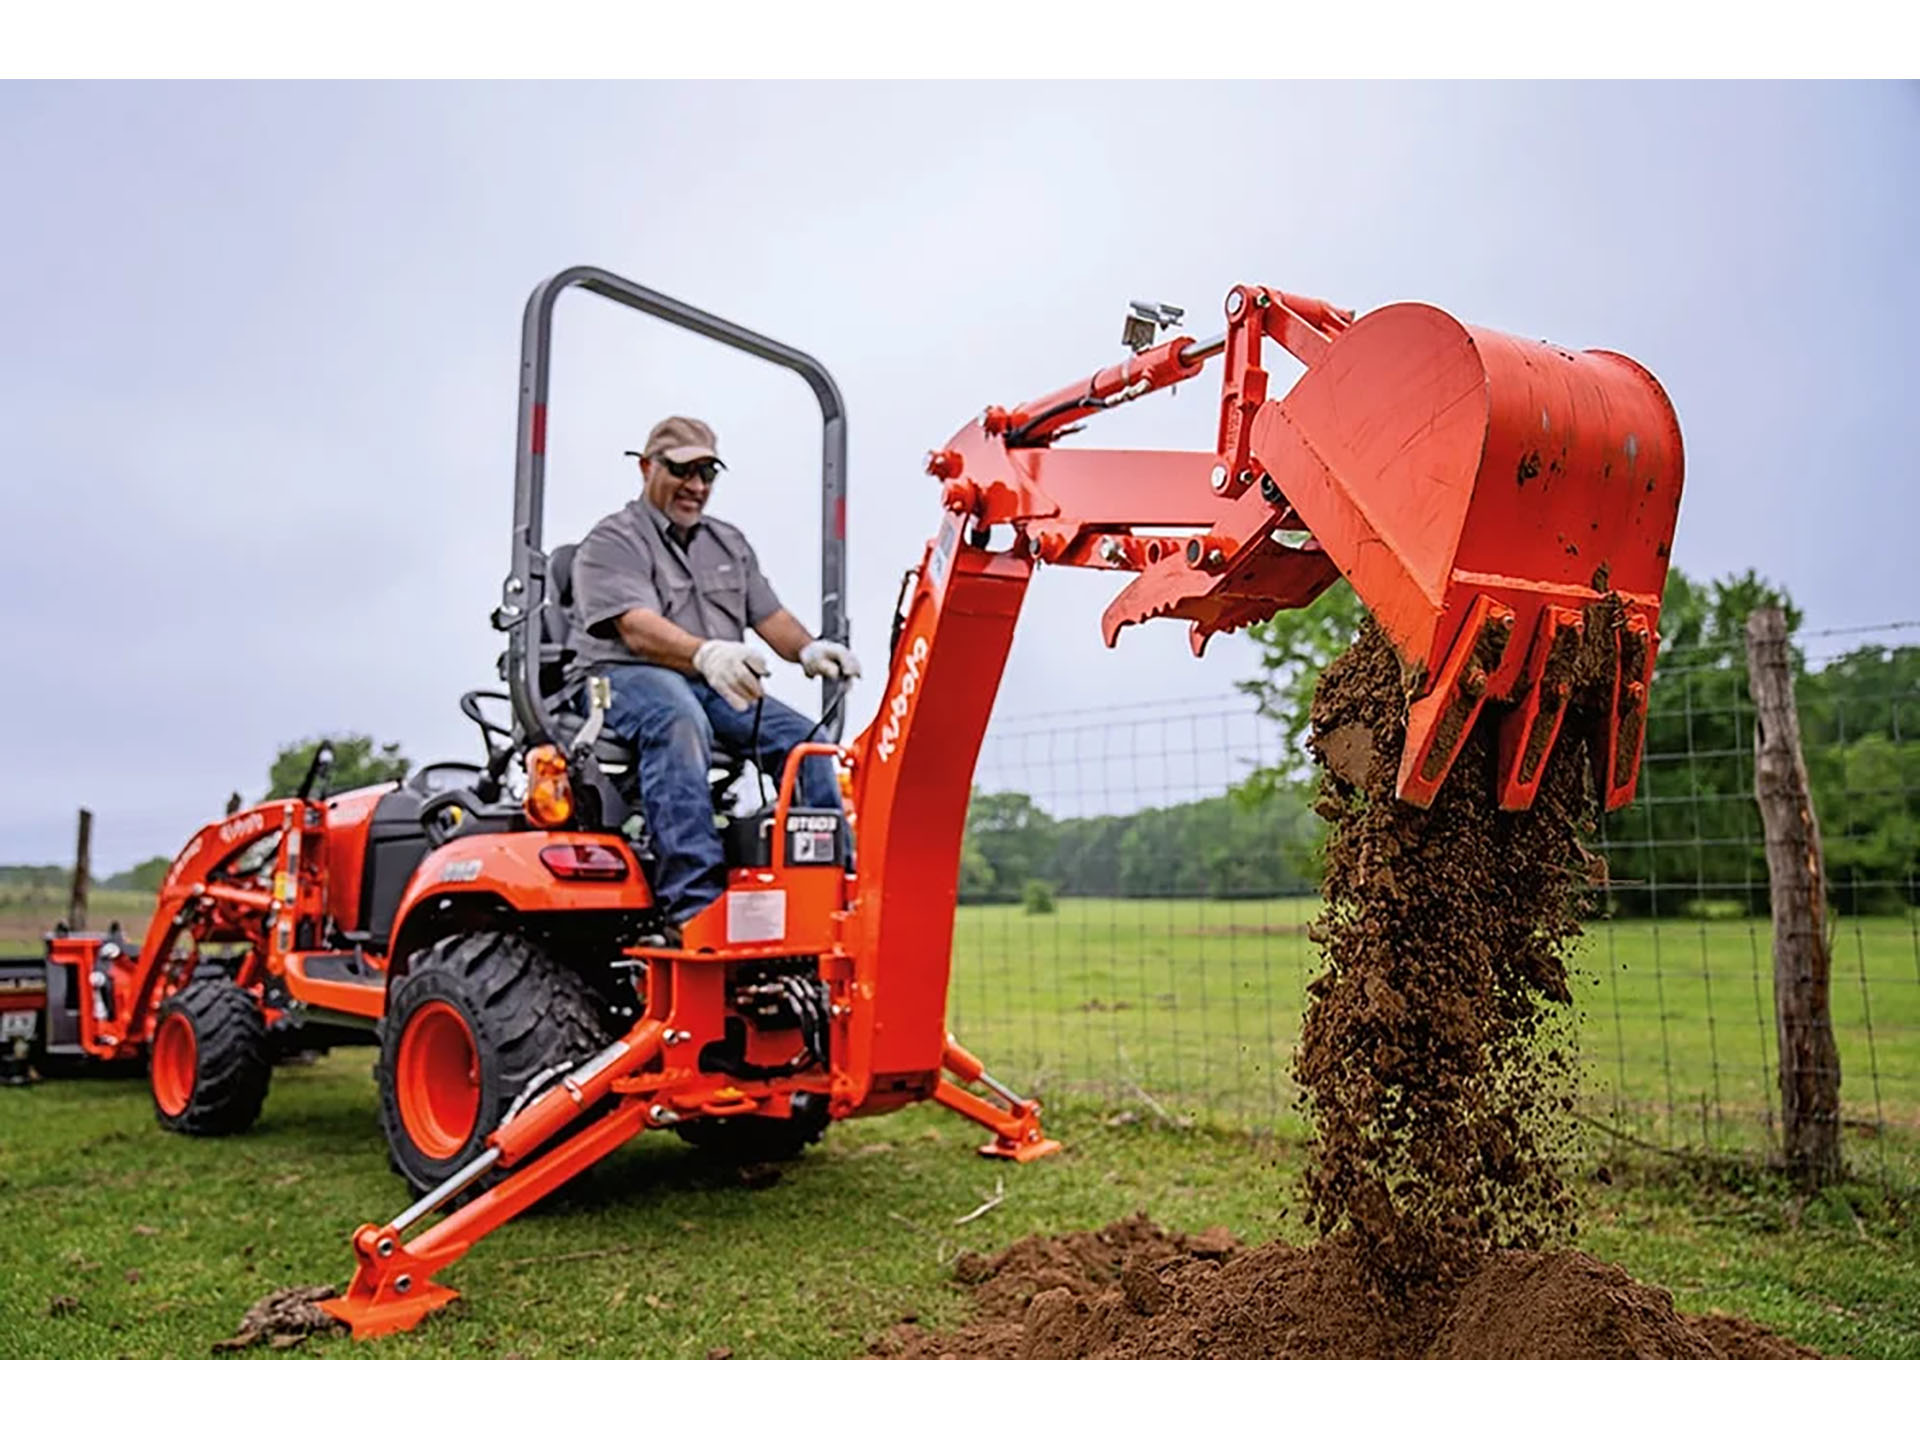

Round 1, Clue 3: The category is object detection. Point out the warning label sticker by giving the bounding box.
[790,832,836,863]
[727,889,787,944]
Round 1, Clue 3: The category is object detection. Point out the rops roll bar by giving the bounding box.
[497,265,849,749]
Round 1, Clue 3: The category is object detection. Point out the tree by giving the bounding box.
[1598,567,1802,916]
[962,790,1057,903]
[1231,563,1901,918]
[102,856,171,891]
[1235,581,1366,799]
[266,734,411,801]
[1800,644,1920,914]
[958,830,996,904]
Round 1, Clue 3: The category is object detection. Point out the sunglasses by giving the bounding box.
[625,451,724,484]
[657,456,722,484]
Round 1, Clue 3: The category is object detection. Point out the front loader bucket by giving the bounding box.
[1253,303,1683,810]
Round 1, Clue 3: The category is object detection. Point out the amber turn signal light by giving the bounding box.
[523,745,574,828]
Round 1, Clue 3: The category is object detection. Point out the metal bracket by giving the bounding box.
[569,676,612,759]
[1122,300,1185,353]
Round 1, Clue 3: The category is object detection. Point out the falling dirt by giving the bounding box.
[212,1284,346,1353]
[873,1215,1816,1359]
[1293,616,1602,1294]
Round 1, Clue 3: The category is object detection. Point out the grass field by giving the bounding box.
[950,897,1920,1186]
[0,886,156,949]
[8,887,1916,1176]
[1,1053,1915,1359]
[3,890,1915,1358]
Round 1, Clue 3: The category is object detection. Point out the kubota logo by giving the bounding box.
[875,635,929,764]
[218,811,265,846]
[165,836,204,890]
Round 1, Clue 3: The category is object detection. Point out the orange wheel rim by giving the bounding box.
[396,1000,480,1160]
[152,1011,197,1116]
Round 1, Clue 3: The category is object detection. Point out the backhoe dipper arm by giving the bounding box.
[842,282,1683,1108]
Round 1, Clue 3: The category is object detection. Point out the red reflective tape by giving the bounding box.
[834,495,846,540]
[530,403,548,456]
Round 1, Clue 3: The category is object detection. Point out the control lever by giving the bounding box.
[570,675,613,758]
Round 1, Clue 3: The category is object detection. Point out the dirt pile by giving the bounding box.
[1293,617,1603,1292]
[873,1216,1814,1359]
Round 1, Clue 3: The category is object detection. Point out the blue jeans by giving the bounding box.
[599,665,841,923]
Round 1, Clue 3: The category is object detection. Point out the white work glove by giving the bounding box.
[799,639,863,681]
[692,639,771,712]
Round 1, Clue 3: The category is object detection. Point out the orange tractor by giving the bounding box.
[30,266,1683,1338]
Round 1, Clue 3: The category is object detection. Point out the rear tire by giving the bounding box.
[151,976,271,1135]
[377,931,610,1198]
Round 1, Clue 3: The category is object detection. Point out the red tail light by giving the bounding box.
[538,842,630,882]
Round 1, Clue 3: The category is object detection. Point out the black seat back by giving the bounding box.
[536,542,580,701]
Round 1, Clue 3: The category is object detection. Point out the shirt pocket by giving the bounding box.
[657,570,699,628]
[700,559,750,630]
[709,577,750,630]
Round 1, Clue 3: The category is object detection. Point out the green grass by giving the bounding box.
[0,1055,1297,1359]
[949,897,1920,1186]
[2,1052,1915,1358]
[4,894,1916,1357]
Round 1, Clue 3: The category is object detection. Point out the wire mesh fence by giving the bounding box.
[947,621,1920,1191]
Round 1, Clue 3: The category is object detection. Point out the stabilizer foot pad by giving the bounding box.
[319,1281,459,1340]
[979,1136,1063,1163]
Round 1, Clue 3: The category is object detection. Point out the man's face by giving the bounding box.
[643,456,718,529]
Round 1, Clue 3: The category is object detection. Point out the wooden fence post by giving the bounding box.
[1745,607,1842,1188]
[67,807,93,933]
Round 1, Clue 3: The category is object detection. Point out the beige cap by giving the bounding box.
[642,415,722,466]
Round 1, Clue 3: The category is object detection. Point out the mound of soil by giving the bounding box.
[873,1216,1815,1359]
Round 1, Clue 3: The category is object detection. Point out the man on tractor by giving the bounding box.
[567,415,862,934]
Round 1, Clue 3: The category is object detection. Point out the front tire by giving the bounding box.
[377,931,610,1198]
[151,975,271,1135]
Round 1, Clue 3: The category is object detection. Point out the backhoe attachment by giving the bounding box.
[937,283,1683,811]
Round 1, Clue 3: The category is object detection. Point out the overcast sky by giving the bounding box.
[3,81,1914,872]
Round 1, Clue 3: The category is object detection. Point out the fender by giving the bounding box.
[385,829,655,969]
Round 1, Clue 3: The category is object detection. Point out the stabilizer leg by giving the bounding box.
[936,1035,1062,1162]
[322,1101,650,1338]
[321,1017,667,1339]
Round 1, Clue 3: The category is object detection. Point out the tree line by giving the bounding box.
[961,565,1916,918]
[1231,566,1918,917]
[1596,572,1917,916]
[959,786,1320,905]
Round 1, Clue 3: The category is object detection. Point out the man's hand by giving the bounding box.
[692,639,772,712]
[799,639,863,681]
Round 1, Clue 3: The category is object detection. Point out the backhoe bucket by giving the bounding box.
[1253,303,1683,810]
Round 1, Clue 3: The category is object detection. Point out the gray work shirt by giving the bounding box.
[566,498,783,680]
